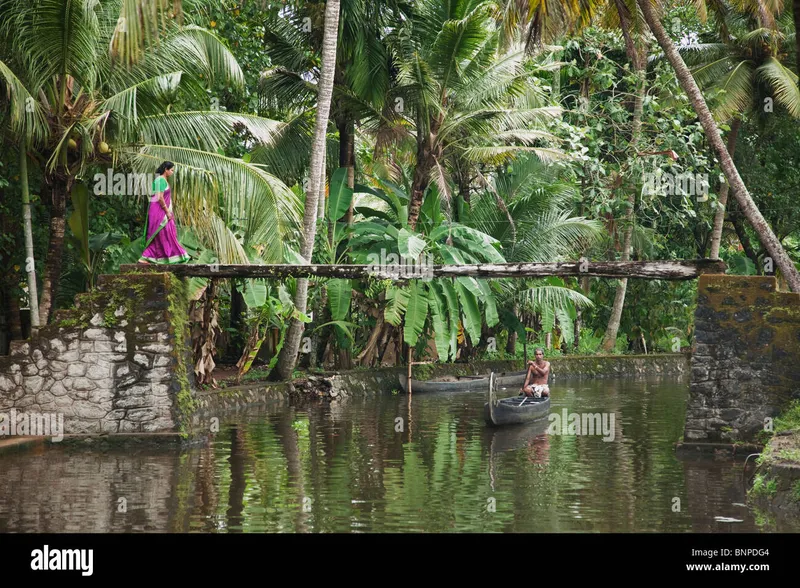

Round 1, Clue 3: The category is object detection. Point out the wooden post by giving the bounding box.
[407,345,413,395]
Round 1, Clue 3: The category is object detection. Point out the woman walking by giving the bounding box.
[139,161,191,264]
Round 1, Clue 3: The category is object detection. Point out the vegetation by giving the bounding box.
[2,0,800,381]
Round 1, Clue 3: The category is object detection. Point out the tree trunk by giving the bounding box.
[125,259,727,280]
[637,0,800,292]
[38,181,68,326]
[731,207,761,268]
[602,4,646,352]
[20,140,41,333]
[408,139,434,231]
[230,279,246,359]
[708,117,742,259]
[275,0,341,381]
[408,114,442,231]
[339,116,356,225]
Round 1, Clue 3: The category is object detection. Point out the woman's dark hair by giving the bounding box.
[155,161,175,175]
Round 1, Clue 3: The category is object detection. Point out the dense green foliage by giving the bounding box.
[1,0,799,373]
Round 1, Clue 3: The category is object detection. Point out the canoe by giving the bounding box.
[484,372,551,426]
[398,370,527,394]
[398,373,487,393]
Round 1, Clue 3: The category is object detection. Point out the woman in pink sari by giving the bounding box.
[138,161,191,264]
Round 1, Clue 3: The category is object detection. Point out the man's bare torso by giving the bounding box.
[529,360,549,385]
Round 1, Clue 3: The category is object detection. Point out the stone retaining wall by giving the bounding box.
[0,273,191,435]
[685,275,800,443]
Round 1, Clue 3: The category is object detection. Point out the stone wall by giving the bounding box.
[0,273,192,435]
[685,275,800,443]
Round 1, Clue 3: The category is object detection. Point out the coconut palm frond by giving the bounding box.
[259,68,318,111]
[102,71,183,127]
[120,144,299,263]
[156,25,245,90]
[6,0,100,91]
[712,59,756,121]
[757,57,800,118]
[518,285,594,311]
[514,210,603,262]
[0,59,49,143]
[462,145,571,164]
[108,0,181,67]
[136,111,287,152]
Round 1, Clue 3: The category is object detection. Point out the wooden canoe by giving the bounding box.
[484,372,551,426]
[398,370,527,394]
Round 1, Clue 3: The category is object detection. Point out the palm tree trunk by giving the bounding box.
[276,0,341,381]
[38,181,67,326]
[20,139,40,334]
[339,116,355,224]
[731,206,761,268]
[601,4,645,352]
[409,115,442,231]
[408,140,434,230]
[708,117,742,259]
[637,0,800,292]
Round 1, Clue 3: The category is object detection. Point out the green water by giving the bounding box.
[0,376,794,532]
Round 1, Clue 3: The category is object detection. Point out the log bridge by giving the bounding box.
[121,259,726,280]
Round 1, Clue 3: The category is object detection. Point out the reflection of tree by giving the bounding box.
[276,410,309,532]
[226,427,246,532]
[196,445,219,532]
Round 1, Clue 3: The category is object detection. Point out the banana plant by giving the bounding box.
[235,281,308,383]
[349,179,504,360]
[319,168,358,351]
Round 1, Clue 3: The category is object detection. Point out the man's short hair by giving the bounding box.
[535,348,544,354]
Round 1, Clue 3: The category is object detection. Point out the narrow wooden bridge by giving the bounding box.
[121,259,726,280]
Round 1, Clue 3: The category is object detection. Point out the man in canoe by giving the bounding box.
[521,348,550,398]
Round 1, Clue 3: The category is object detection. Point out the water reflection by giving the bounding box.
[0,376,796,533]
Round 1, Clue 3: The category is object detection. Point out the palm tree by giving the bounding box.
[678,4,800,258]
[492,0,646,351]
[0,0,299,324]
[636,0,800,292]
[390,0,568,230]
[275,0,342,381]
[468,155,602,351]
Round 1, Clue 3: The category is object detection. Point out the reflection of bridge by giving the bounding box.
[122,259,726,280]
